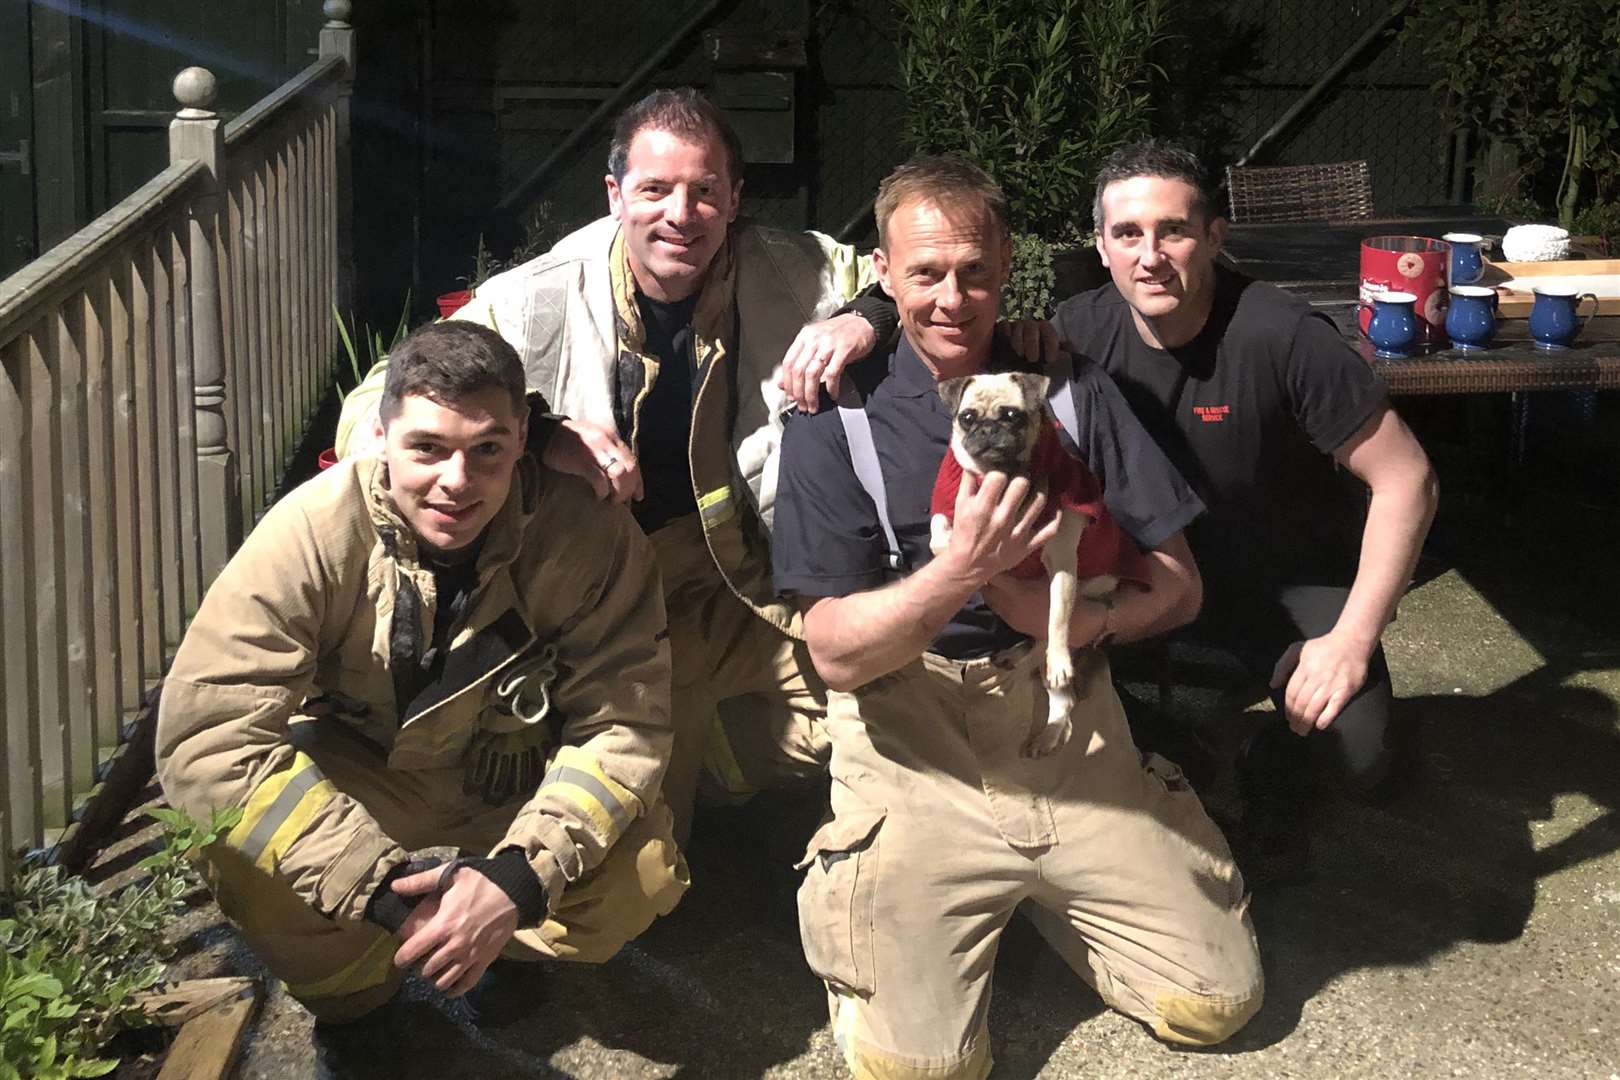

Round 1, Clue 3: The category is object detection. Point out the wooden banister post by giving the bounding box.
[320,0,356,317]
[170,66,241,587]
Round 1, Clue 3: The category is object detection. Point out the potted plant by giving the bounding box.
[319,295,414,469]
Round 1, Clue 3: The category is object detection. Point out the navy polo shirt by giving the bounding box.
[772,335,1203,660]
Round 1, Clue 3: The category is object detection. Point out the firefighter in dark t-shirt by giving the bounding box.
[1050,140,1439,877]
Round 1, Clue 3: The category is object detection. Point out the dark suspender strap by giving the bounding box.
[834,382,907,574]
[1046,350,1081,447]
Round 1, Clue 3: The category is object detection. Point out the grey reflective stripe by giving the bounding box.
[1046,351,1081,446]
[236,765,327,863]
[835,383,905,573]
[541,765,632,833]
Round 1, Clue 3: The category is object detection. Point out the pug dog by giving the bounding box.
[930,371,1141,757]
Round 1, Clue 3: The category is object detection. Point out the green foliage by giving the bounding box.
[1403,0,1620,228]
[1002,232,1056,320]
[1571,200,1620,244]
[893,0,1168,240]
[0,806,241,1078]
[334,293,413,392]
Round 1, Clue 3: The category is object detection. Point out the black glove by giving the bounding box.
[439,848,550,928]
[363,855,448,934]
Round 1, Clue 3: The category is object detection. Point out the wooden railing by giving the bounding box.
[0,3,355,879]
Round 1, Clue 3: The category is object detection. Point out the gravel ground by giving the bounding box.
[97,401,1620,1079]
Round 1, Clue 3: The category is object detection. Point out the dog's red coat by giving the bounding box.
[931,424,1154,584]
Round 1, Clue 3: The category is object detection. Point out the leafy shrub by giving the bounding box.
[1403,0,1620,228]
[0,806,241,1078]
[894,0,1167,241]
[1002,232,1056,320]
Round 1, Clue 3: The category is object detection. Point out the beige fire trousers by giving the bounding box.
[201,720,690,1023]
[797,644,1264,1079]
[649,513,831,841]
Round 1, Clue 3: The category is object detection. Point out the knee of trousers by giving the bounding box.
[198,845,404,1022]
[1147,980,1265,1047]
[530,800,691,964]
[826,990,993,1080]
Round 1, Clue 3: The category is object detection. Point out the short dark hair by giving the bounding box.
[607,88,744,189]
[1092,139,1218,231]
[874,154,1009,249]
[378,321,526,424]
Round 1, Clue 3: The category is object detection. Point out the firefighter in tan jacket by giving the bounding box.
[335,89,894,840]
[157,321,685,1023]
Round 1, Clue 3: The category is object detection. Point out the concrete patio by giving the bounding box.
[110,395,1620,1079]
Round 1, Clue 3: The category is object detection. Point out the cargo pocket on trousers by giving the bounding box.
[1142,752,1244,907]
[794,804,886,998]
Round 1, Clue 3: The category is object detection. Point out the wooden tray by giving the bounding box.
[1481,256,1620,318]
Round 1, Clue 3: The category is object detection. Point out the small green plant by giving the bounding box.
[894,0,1167,240]
[1002,232,1056,320]
[0,806,242,1078]
[1571,200,1620,247]
[334,293,413,392]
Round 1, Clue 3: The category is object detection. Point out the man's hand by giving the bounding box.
[541,418,643,504]
[777,312,878,413]
[1269,633,1373,735]
[937,472,1062,586]
[999,319,1063,365]
[980,572,1051,638]
[392,866,520,996]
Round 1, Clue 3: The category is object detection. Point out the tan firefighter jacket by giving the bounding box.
[155,453,672,924]
[336,217,873,639]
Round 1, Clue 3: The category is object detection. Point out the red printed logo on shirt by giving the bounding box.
[1193,404,1230,424]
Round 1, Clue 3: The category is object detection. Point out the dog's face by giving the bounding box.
[937,372,1051,476]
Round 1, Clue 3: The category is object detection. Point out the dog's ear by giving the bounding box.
[937,376,971,415]
[1008,372,1050,412]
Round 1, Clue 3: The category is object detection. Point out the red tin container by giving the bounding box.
[1358,236,1451,345]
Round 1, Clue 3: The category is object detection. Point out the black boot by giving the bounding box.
[1232,725,1316,888]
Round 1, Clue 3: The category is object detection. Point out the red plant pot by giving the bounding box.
[318,447,340,470]
[436,290,472,319]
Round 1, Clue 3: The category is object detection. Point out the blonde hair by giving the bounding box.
[874,154,1009,248]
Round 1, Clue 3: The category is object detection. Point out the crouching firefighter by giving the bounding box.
[156,321,687,1022]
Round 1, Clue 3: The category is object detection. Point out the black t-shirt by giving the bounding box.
[772,335,1202,660]
[1051,266,1387,606]
[628,291,701,533]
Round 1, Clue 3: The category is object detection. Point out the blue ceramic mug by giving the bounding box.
[1444,285,1497,350]
[1442,232,1485,286]
[1361,291,1420,358]
[1528,287,1599,350]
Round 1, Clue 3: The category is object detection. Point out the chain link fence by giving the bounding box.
[405,0,1455,294]
[1205,0,1452,213]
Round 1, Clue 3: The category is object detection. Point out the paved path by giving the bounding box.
[125,401,1620,1079]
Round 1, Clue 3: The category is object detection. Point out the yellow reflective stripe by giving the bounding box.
[286,931,398,1000]
[253,778,337,872]
[231,752,335,870]
[703,718,757,801]
[539,746,639,844]
[697,485,734,528]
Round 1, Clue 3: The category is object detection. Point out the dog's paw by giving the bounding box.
[1026,716,1073,758]
[929,513,952,557]
[1078,575,1119,602]
[1026,686,1075,757]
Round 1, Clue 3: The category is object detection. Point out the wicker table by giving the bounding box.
[1222,218,1620,397]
